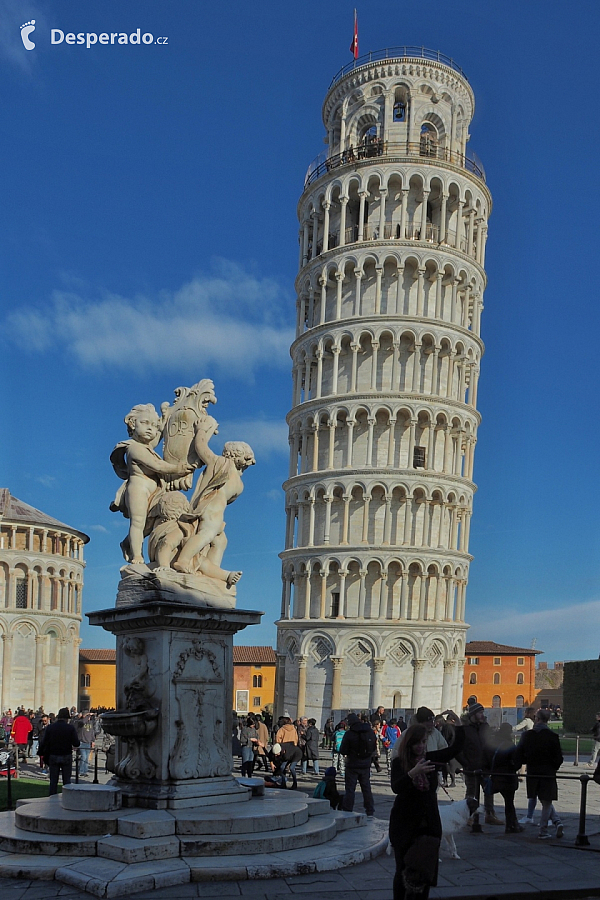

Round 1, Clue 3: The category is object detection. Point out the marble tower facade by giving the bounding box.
[275,48,491,722]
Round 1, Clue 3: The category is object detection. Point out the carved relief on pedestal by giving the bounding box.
[169,639,231,780]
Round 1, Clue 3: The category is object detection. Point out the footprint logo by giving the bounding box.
[20,20,36,50]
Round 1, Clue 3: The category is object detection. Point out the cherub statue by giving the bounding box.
[172,417,255,576]
[110,404,194,564]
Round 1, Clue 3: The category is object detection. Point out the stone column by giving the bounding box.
[1,634,14,712]
[319,571,328,618]
[296,655,308,717]
[357,569,367,617]
[374,266,383,314]
[275,653,287,720]
[353,270,363,317]
[357,191,368,241]
[322,202,331,253]
[399,189,409,239]
[341,496,350,544]
[439,192,448,243]
[441,660,457,710]
[339,197,348,246]
[335,273,344,319]
[34,634,45,710]
[323,496,332,545]
[331,346,340,394]
[338,571,347,618]
[327,420,336,469]
[411,659,427,709]
[331,657,344,710]
[346,419,355,466]
[372,658,386,709]
[370,344,379,391]
[420,190,430,238]
[455,659,466,711]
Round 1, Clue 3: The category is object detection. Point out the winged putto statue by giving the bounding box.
[109,379,255,608]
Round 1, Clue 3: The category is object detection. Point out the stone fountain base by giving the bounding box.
[0,785,388,897]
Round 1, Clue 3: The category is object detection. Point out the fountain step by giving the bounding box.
[331,809,367,830]
[186,819,389,881]
[55,856,191,898]
[0,814,99,857]
[97,834,180,864]
[16,798,120,836]
[0,850,87,881]
[178,813,337,856]
[171,795,309,834]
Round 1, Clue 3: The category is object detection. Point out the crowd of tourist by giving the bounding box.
[0,705,111,788]
[232,700,582,900]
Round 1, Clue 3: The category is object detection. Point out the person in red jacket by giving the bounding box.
[11,709,32,761]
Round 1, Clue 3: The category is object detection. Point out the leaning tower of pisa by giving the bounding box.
[274,48,491,723]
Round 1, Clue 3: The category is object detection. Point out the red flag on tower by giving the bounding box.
[350,9,359,59]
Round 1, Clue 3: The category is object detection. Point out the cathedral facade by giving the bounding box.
[0,489,89,713]
[275,48,491,722]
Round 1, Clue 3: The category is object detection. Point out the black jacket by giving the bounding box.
[38,719,80,757]
[339,721,376,764]
[513,724,563,776]
[457,719,492,772]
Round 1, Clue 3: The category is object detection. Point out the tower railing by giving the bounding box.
[329,47,466,87]
[310,222,469,259]
[305,140,485,189]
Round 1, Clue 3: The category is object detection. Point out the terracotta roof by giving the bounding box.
[79,648,116,662]
[465,641,541,656]
[0,489,90,542]
[233,646,276,664]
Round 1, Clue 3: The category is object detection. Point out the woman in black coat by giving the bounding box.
[389,723,465,900]
[489,722,523,833]
[304,718,321,775]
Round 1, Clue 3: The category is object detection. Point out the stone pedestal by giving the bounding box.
[89,600,262,809]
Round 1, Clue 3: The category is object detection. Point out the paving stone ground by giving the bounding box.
[3,755,600,899]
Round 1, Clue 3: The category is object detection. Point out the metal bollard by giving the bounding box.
[575,773,591,846]
[574,734,580,767]
[93,747,99,784]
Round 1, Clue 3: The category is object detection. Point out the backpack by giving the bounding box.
[313,780,328,799]
[354,729,377,759]
[333,729,345,752]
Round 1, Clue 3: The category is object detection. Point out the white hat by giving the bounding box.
[272,743,282,754]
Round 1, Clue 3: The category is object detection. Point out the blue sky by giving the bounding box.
[1,0,599,665]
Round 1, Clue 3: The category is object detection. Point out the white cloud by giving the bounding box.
[6,259,294,376]
[89,525,109,533]
[217,418,289,458]
[36,475,56,488]
[468,598,600,662]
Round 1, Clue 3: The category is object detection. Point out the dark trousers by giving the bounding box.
[464,772,494,815]
[342,763,374,815]
[499,788,518,829]
[49,755,72,795]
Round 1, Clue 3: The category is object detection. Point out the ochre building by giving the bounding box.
[233,646,276,714]
[463,641,540,709]
[79,648,116,711]
[0,489,89,714]
[276,47,492,722]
